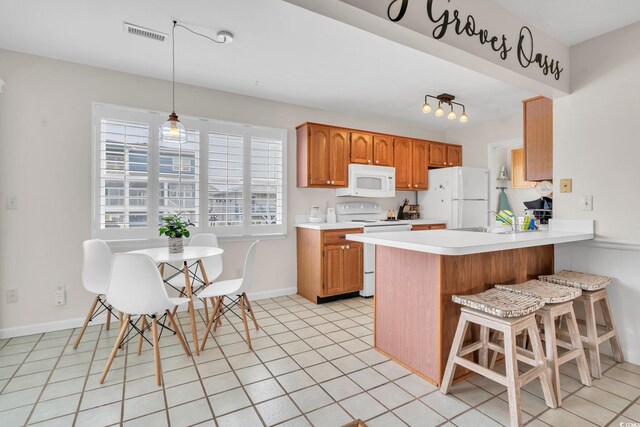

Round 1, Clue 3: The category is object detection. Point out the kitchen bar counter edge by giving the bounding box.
[295,219,448,231]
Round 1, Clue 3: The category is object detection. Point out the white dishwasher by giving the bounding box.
[361,223,412,297]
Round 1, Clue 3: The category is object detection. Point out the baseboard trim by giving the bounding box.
[0,286,298,340]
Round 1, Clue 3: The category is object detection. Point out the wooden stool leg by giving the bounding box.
[243,293,260,331]
[239,295,252,350]
[479,326,489,368]
[440,313,469,394]
[600,296,624,363]
[566,308,592,387]
[489,331,502,369]
[503,327,524,427]
[100,314,130,384]
[526,319,557,409]
[151,316,162,386]
[137,316,148,356]
[166,310,191,356]
[74,295,100,349]
[541,311,562,405]
[581,297,602,378]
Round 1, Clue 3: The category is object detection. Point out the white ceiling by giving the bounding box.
[493,0,640,46]
[0,0,538,130]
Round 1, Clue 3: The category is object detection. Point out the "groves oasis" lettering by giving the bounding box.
[386,0,564,80]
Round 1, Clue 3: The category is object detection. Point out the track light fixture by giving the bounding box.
[421,93,468,123]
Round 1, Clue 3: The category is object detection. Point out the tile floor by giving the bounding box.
[1,295,639,426]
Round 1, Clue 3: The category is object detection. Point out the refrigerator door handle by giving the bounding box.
[458,168,464,202]
[458,201,463,228]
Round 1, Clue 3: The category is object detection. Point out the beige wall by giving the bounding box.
[0,49,444,333]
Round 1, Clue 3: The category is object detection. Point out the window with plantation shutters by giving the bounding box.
[93,103,287,240]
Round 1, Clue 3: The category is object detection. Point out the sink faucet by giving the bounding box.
[488,210,516,232]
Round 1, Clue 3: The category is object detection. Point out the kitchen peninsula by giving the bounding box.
[346,220,595,386]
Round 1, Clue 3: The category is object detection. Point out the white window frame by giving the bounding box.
[92,103,287,241]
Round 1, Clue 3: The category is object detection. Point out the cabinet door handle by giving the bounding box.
[415,184,418,188]
[339,235,346,239]
[368,160,372,164]
[326,180,331,184]
[346,245,350,250]
[407,184,411,188]
[375,160,379,164]
[331,180,335,184]
[341,245,345,250]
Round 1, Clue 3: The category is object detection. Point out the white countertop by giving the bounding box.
[295,219,447,231]
[345,220,595,256]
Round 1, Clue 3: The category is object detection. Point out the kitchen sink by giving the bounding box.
[453,226,539,234]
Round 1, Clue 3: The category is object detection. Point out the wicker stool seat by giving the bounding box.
[452,288,545,318]
[495,280,591,404]
[540,270,623,378]
[442,288,556,427]
[495,280,582,303]
[539,270,611,291]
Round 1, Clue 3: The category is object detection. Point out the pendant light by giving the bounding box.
[160,21,187,144]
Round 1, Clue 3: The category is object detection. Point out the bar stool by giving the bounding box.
[496,280,591,405]
[441,288,557,427]
[539,270,624,378]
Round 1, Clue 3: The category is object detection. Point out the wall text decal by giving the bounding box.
[387,0,564,80]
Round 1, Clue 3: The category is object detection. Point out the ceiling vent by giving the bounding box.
[123,22,167,42]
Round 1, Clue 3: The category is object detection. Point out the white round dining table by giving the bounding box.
[128,246,224,355]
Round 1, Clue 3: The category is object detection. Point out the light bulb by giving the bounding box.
[160,112,187,144]
[459,113,469,123]
[447,109,456,120]
[421,102,432,114]
[434,107,444,117]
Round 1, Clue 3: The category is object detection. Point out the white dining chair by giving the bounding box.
[200,241,260,350]
[167,233,223,318]
[100,253,191,386]
[74,239,120,349]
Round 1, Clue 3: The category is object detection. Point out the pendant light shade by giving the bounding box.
[161,111,187,144]
[420,93,468,124]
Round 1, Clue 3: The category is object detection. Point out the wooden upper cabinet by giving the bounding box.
[412,140,429,190]
[373,134,394,166]
[306,124,331,186]
[523,96,553,181]
[350,132,373,164]
[511,148,536,189]
[394,137,413,190]
[429,143,447,167]
[329,128,350,186]
[296,123,348,187]
[447,145,462,166]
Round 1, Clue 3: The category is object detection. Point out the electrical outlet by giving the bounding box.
[6,289,17,304]
[55,285,66,305]
[560,179,572,193]
[5,196,17,210]
[580,195,593,211]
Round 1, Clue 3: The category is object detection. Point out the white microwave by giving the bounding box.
[336,164,396,198]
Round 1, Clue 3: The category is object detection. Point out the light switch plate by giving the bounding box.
[560,179,572,193]
[5,196,17,210]
[580,195,593,211]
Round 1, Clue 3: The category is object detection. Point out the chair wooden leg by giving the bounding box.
[243,293,260,331]
[74,295,100,349]
[479,325,489,368]
[527,320,557,409]
[137,316,148,356]
[581,297,602,378]
[151,316,162,386]
[106,305,112,331]
[440,312,469,394]
[566,309,592,387]
[166,310,191,356]
[201,297,222,351]
[100,314,130,384]
[503,327,524,427]
[119,311,124,329]
[214,296,225,332]
[183,263,199,357]
[600,296,624,363]
[172,286,186,318]
[541,311,562,405]
[239,295,252,350]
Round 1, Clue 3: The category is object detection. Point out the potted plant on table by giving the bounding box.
[159,214,194,253]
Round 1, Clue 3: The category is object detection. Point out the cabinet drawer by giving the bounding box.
[411,224,446,231]
[323,228,362,245]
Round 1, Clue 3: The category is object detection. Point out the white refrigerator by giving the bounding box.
[419,167,489,229]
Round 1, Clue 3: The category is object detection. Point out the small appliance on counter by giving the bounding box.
[398,198,421,220]
[326,207,336,224]
[524,197,553,225]
[308,205,324,223]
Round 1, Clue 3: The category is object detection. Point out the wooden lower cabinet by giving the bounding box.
[411,223,446,231]
[297,228,363,303]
